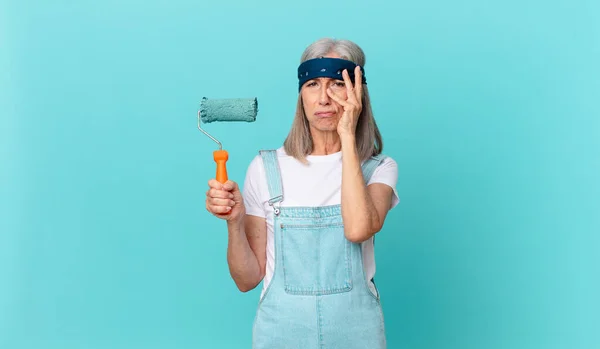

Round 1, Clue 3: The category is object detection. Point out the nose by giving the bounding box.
[318,84,330,105]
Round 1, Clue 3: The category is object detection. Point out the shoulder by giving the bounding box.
[245,153,264,179]
[367,154,400,207]
[366,154,398,178]
[245,146,287,178]
[242,151,271,216]
[374,154,398,172]
[251,147,289,161]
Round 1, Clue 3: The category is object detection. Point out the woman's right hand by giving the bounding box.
[205,179,245,222]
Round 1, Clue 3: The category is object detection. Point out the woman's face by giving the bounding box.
[300,53,349,133]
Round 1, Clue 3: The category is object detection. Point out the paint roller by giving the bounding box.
[197,97,258,183]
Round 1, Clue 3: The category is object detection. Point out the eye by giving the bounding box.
[332,81,345,88]
[305,81,317,87]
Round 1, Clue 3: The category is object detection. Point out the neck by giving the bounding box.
[310,130,341,155]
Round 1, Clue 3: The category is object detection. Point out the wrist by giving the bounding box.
[227,208,246,229]
[340,134,357,151]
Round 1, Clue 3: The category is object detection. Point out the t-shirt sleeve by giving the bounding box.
[242,155,267,218]
[367,156,400,209]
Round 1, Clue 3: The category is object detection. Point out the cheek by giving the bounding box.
[301,92,318,107]
[301,98,310,111]
[304,95,314,103]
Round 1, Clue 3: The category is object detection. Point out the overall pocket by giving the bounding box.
[280,222,352,295]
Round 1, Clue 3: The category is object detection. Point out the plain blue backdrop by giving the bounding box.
[1,0,599,348]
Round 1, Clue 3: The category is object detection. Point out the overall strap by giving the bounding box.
[259,150,284,205]
[361,154,387,183]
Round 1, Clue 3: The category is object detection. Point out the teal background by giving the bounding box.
[1,0,599,348]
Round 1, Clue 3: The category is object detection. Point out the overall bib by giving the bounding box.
[252,150,388,349]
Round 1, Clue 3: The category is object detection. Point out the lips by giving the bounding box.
[315,111,336,117]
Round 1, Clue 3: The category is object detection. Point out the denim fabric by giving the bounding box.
[252,150,387,349]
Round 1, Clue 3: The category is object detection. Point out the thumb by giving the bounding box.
[222,180,238,192]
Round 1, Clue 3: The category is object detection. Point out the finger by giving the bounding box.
[207,188,234,199]
[208,179,224,190]
[354,66,363,104]
[208,205,232,214]
[342,69,358,104]
[327,87,351,107]
[208,197,236,208]
[206,202,225,215]
[222,180,238,192]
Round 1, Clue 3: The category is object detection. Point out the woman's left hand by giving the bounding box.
[327,66,363,138]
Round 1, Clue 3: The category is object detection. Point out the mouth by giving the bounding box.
[315,111,336,118]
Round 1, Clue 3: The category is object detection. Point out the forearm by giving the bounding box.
[340,135,382,242]
[226,216,262,291]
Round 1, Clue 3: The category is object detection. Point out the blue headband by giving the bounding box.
[297,57,366,91]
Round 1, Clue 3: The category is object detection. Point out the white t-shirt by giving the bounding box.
[242,146,400,298]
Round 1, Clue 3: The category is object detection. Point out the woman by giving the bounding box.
[205,37,399,348]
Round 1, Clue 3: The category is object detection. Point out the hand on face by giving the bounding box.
[326,65,363,138]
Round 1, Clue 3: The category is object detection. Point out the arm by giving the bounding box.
[206,178,267,292]
[326,66,395,243]
[340,136,394,243]
[226,213,267,292]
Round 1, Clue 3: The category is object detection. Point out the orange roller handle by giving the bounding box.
[214,149,229,184]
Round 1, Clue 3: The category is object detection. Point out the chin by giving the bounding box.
[319,126,337,132]
[318,118,339,127]
[313,124,338,133]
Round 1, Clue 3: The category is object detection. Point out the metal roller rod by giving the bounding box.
[197,110,222,150]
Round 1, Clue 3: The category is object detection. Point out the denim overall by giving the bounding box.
[252,150,388,349]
